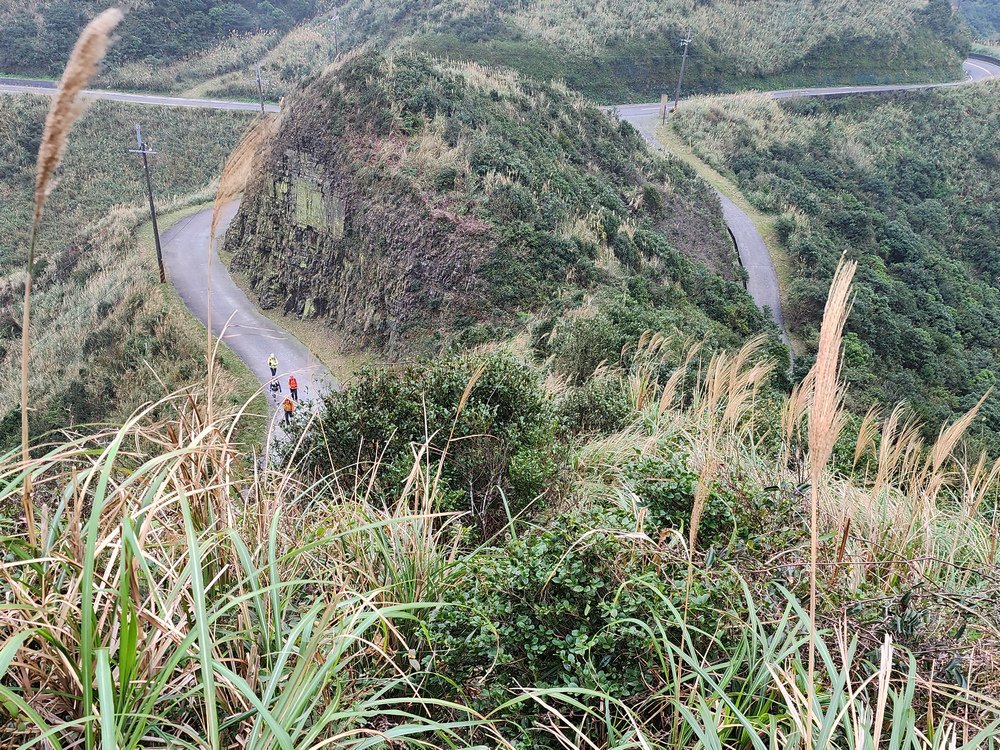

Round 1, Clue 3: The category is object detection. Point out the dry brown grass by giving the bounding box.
[805,256,855,744]
[21,7,123,548]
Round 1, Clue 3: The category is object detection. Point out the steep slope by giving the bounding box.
[197,0,968,104]
[671,84,1000,443]
[0,0,317,78]
[225,52,771,359]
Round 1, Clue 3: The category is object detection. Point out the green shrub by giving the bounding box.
[287,351,560,533]
[427,502,747,740]
[625,452,735,545]
[556,376,633,435]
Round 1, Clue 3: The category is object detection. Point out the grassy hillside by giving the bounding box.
[0,0,316,77]
[0,94,257,445]
[4,276,1000,744]
[0,198,260,448]
[224,52,777,367]
[670,83,1000,446]
[188,0,969,104]
[6,1,966,104]
[0,95,254,266]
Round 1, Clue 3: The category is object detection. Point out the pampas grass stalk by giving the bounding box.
[207,116,275,419]
[806,255,856,748]
[22,7,123,548]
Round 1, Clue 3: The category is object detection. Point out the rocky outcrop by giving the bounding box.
[226,52,750,354]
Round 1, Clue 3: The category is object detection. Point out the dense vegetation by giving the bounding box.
[226,52,775,363]
[3,0,967,104]
[5,315,1000,745]
[0,94,255,446]
[0,0,316,77]
[671,84,1000,445]
[961,0,1000,39]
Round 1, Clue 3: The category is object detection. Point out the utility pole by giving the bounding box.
[129,124,165,283]
[672,28,693,115]
[256,63,265,115]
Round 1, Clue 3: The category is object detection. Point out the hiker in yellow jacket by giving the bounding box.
[268,353,278,377]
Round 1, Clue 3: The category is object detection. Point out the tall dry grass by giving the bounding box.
[805,255,855,743]
[21,8,123,549]
[206,116,276,418]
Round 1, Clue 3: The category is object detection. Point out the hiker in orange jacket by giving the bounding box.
[288,375,298,402]
[282,396,295,426]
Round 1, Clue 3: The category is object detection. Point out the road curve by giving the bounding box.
[5,57,998,383]
[615,56,1000,340]
[161,204,337,410]
[0,76,280,112]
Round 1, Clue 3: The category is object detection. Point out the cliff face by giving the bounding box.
[226,71,493,349]
[226,52,750,354]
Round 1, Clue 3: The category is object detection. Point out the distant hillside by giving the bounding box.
[671,84,1000,445]
[0,1,317,77]
[192,0,969,104]
[224,52,774,364]
[1,1,968,104]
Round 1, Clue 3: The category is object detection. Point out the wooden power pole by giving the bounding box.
[129,124,165,283]
[672,29,693,115]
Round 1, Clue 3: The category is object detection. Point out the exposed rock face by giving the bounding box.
[226,52,747,354]
[227,106,492,351]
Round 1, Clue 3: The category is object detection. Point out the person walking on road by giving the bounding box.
[282,396,295,426]
[268,353,278,377]
[288,375,298,402]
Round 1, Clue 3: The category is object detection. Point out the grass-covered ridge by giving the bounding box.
[204,0,967,104]
[226,52,773,360]
[671,84,1000,450]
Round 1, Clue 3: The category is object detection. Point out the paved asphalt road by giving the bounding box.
[615,57,1000,339]
[161,205,337,414]
[5,57,999,382]
[0,76,281,112]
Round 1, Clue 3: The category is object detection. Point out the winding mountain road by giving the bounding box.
[161,204,337,404]
[4,56,999,385]
[615,57,1000,338]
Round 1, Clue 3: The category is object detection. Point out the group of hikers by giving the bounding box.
[267,353,300,426]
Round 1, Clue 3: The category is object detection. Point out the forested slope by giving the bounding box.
[672,84,1000,444]
[224,52,775,366]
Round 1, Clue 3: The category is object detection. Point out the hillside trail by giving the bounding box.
[160,203,338,444]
